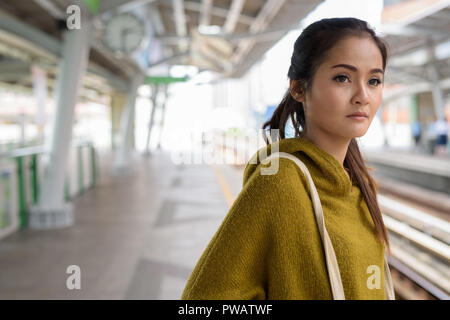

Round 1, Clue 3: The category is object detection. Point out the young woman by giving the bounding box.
[182,17,392,300]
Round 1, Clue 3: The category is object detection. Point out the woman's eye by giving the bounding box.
[369,78,382,86]
[334,75,348,83]
[334,76,383,86]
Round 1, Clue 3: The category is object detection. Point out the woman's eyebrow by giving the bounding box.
[331,64,384,74]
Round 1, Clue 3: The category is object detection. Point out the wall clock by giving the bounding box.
[103,13,145,54]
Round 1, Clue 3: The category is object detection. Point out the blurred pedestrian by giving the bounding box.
[434,118,448,156]
[425,119,437,155]
[411,120,422,152]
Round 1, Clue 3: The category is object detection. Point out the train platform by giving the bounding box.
[363,147,450,174]
[362,146,450,194]
[0,150,244,299]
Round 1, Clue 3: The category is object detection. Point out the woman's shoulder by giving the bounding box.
[232,154,316,236]
[242,153,310,197]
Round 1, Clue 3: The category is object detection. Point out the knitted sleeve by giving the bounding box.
[181,159,302,300]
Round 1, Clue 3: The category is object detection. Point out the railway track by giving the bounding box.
[386,232,449,300]
[388,251,448,300]
[377,178,449,300]
[375,175,450,220]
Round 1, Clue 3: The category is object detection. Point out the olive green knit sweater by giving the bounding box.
[182,136,388,300]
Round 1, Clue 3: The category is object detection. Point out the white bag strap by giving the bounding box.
[384,255,395,300]
[262,151,395,300]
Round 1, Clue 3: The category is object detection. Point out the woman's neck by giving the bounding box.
[302,131,351,167]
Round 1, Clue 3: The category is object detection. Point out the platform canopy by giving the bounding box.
[0,0,323,97]
[379,0,450,101]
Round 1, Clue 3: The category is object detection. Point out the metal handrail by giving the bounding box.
[6,141,94,158]
[0,141,97,230]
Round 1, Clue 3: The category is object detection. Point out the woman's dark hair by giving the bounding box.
[262,17,391,253]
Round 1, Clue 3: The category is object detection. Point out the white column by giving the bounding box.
[144,84,159,155]
[19,114,26,145]
[157,84,168,149]
[427,40,445,121]
[29,19,91,229]
[31,65,48,144]
[113,74,144,171]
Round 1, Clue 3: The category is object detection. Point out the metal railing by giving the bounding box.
[0,141,98,239]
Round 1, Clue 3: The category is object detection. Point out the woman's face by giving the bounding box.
[292,35,384,140]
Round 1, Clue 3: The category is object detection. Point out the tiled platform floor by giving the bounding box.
[0,150,244,299]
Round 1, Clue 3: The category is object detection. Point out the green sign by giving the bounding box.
[82,0,101,14]
[146,76,188,85]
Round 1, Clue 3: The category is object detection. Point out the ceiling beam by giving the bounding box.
[0,58,116,97]
[0,60,30,73]
[33,0,65,19]
[387,65,428,83]
[147,50,189,69]
[172,0,187,36]
[0,60,30,82]
[147,2,165,35]
[0,10,128,91]
[145,2,175,72]
[32,0,154,81]
[381,23,449,38]
[161,1,255,26]
[223,0,246,34]
[98,0,159,15]
[400,0,450,26]
[200,0,212,26]
[223,26,296,42]
[388,37,450,67]
[230,0,287,68]
[155,26,297,44]
[172,0,189,52]
[0,10,61,59]
[430,9,450,20]
[383,77,450,103]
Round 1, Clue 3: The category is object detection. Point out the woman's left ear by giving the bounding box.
[291,91,303,101]
[289,80,305,102]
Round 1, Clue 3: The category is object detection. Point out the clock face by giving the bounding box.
[103,13,145,54]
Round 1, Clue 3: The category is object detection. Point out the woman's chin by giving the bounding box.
[343,129,368,139]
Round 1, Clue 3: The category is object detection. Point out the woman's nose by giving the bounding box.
[351,82,370,105]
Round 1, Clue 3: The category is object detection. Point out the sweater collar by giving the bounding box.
[245,136,353,196]
[289,137,353,196]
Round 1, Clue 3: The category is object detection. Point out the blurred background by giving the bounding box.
[0,0,448,300]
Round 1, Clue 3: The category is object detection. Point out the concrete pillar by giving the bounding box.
[110,92,127,150]
[113,74,144,171]
[31,65,48,144]
[410,94,419,122]
[427,40,445,121]
[19,114,26,146]
[29,18,92,229]
[157,85,168,149]
[145,84,159,155]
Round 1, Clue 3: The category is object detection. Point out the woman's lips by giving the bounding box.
[347,115,368,121]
